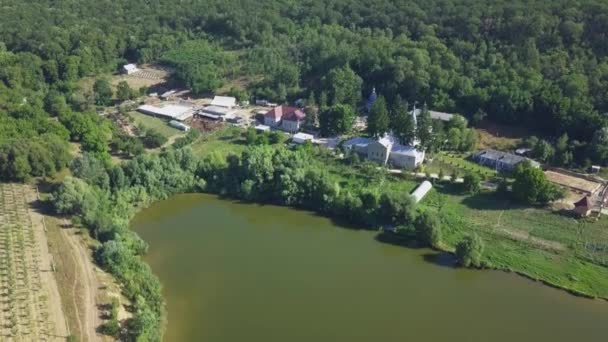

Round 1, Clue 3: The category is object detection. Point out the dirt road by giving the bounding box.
[60,221,103,342]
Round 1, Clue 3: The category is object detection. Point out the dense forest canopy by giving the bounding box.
[1,0,608,179]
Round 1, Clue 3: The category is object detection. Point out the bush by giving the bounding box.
[462,172,481,194]
[142,129,167,148]
[415,211,442,248]
[455,234,485,268]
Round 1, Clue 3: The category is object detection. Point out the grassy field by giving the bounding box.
[191,125,248,158]
[187,131,608,299]
[128,111,182,138]
[433,152,497,179]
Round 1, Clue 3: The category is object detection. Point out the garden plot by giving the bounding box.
[0,183,67,341]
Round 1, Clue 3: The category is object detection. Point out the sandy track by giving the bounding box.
[60,221,103,342]
[26,187,70,341]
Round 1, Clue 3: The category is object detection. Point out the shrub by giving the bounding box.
[456,234,485,268]
[462,172,481,194]
[415,211,442,248]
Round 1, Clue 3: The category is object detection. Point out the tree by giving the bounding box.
[392,98,416,145]
[142,130,167,148]
[553,133,572,166]
[471,109,487,126]
[366,95,390,138]
[116,81,134,101]
[415,211,442,248]
[322,65,362,108]
[456,234,485,268]
[305,91,319,128]
[532,140,555,163]
[319,104,355,137]
[589,128,608,165]
[512,161,563,204]
[462,172,481,194]
[447,127,461,150]
[416,104,433,150]
[459,128,477,152]
[93,79,113,106]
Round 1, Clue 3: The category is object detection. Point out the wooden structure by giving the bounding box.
[573,196,592,218]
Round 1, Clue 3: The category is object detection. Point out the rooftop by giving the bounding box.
[211,96,237,108]
[137,104,194,121]
[474,149,536,167]
[265,105,305,121]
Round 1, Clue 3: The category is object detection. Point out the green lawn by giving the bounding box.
[433,152,497,179]
[190,126,248,158]
[128,111,182,138]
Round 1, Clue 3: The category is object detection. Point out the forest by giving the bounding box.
[2,0,608,340]
[1,0,608,179]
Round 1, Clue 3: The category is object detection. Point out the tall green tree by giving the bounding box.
[319,104,355,137]
[416,104,433,150]
[366,95,390,138]
[392,98,416,145]
[512,161,563,204]
[116,81,134,102]
[322,65,362,109]
[93,79,113,106]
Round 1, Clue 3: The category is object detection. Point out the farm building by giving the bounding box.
[123,63,139,75]
[292,132,314,144]
[472,149,539,172]
[211,96,237,108]
[264,105,307,133]
[169,120,190,131]
[137,104,194,121]
[411,181,433,203]
[343,133,425,170]
[201,105,235,117]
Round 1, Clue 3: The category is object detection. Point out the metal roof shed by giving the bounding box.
[211,96,237,108]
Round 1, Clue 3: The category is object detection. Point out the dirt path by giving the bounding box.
[60,221,103,342]
[26,186,69,341]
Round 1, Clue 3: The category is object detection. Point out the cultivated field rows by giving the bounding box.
[0,183,65,341]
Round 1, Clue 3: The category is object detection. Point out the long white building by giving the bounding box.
[137,104,194,121]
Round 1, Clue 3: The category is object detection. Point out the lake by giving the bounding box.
[132,194,608,342]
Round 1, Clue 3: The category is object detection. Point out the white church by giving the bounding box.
[344,94,425,170]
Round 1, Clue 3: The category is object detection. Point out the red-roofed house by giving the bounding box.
[263,106,306,133]
[574,196,592,217]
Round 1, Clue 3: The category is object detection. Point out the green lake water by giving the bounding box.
[132,193,608,342]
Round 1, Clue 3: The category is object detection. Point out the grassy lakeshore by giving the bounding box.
[191,127,608,299]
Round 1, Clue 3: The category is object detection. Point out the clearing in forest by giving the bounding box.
[0,183,68,341]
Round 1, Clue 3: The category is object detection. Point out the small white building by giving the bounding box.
[169,120,191,131]
[292,133,314,144]
[411,181,433,203]
[255,124,271,133]
[123,63,139,75]
[211,96,237,109]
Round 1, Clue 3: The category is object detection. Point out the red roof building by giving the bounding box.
[263,105,306,133]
